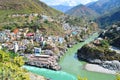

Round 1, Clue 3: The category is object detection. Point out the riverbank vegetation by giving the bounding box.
[0,50,30,80]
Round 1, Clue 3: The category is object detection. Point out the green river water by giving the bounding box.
[23,33,116,80]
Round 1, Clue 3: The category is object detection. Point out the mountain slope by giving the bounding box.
[87,0,120,28]
[0,0,65,36]
[87,0,120,14]
[0,0,62,24]
[65,4,99,19]
[99,22,120,48]
[96,8,120,28]
[51,5,73,12]
[0,0,62,16]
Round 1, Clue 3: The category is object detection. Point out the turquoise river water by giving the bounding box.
[23,33,116,80]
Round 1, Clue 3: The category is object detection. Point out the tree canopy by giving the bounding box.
[0,50,30,80]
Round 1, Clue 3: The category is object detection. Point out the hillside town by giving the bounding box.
[0,27,66,70]
[0,20,96,71]
[0,12,98,71]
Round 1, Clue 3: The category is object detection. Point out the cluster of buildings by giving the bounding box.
[0,28,65,56]
[0,28,67,70]
[0,13,95,70]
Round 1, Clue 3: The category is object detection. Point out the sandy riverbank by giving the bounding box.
[29,72,47,80]
[85,63,116,74]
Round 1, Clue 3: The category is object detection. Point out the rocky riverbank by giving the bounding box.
[85,60,120,74]
[77,37,120,73]
[85,63,116,74]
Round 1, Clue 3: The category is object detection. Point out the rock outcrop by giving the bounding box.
[77,41,120,72]
[77,42,120,61]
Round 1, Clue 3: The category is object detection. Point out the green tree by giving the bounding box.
[14,56,25,67]
[100,40,109,48]
[0,50,30,80]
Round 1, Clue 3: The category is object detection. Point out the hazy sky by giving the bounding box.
[40,0,98,6]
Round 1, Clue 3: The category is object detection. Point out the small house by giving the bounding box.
[58,37,64,44]
[34,47,41,56]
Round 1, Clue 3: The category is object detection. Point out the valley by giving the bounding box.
[0,0,120,80]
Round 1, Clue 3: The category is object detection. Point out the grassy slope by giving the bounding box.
[0,0,62,25]
[0,0,64,35]
[96,8,120,28]
[0,0,62,15]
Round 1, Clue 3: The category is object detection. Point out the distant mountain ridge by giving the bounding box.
[51,5,73,12]
[87,0,120,15]
[86,0,120,28]
[65,4,99,19]
[97,8,120,28]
